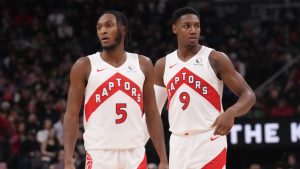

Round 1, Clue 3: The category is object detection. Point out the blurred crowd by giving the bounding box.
[0,0,300,169]
[248,152,300,169]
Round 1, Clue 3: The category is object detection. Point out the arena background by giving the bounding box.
[0,0,299,169]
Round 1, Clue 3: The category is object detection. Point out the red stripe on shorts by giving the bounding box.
[137,154,147,169]
[86,152,93,169]
[202,148,226,169]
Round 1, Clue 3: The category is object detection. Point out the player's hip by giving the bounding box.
[85,146,147,169]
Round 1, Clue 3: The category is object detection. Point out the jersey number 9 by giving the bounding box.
[179,92,190,111]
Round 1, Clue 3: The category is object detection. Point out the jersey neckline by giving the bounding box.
[98,52,128,69]
[175,45,205,64]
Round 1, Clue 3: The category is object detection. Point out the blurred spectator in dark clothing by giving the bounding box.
[229,52,246,77]
[271,98,295,117]
[9,121,27,157]
[273,161,288,169]
[50,149,64,169]
[40,128,60,169]
[249,163,263,169]
[0,102,11,168]
[26,113,41,133]
[0,103,11,140]
[295,104,300,118]
[0,140,9,169]
[282,153,300,169]
[18,130,41,169]
[265,83,281,109]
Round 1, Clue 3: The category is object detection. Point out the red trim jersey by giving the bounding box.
[164,46,224,135]
[84,52,145,150]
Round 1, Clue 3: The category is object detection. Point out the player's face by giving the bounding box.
[173,14,200,47]
[97,13,123,50]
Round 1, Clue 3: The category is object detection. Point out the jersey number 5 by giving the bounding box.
[116,103,127,124]
[179,92,190,110]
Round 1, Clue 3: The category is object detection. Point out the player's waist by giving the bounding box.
[83,133,145,149]
[170,128,213,137]
[85,143,145,150]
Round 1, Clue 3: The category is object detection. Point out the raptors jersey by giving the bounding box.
[164,46,224,135]
[84,52,145,150]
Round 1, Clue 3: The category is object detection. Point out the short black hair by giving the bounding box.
[171,7,200,24]
[102,10,129,33]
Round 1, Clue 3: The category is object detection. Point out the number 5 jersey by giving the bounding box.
[84,52,145,150]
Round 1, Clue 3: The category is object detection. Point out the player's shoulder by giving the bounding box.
[209,49,234,75]
[209,50,229,61]
[154,56,166,69]
[73,56,90,68]
[138,54,153,68]
[70,56,91,77]
[137,54,154,76]
[138,54,152,63]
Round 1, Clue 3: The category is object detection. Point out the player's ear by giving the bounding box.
[120,25,127,36]
[172,24,177,34]
[121,25,126,33]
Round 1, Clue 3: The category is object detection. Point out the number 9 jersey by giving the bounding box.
[164,46,224,136]
[83,52,145,150]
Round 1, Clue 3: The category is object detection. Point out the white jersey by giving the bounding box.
[84,52,145,150]
[163,46,224,135]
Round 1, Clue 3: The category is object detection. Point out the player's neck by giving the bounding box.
[102,43,125,58]
[177,44,201,60]
[101,45,126,66]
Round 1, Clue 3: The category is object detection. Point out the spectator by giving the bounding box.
[40,128,60,169]
[0,163,7,169]
[53,113,63,145]
[249,163,263,169]
[283,153,300,169]
[36,118,52,144]
[273,161,288,169]
[49,150,64,169]
[26,113,40,133]
[271,98,295,117]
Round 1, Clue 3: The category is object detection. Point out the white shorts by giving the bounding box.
[169,129,227,169]
[85,147,147,169]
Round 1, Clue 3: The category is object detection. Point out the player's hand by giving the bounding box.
[158,160,169,169]
[211,107,235,136]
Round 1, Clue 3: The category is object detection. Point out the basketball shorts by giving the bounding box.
[169,129,227,169]
[85,146,147,169]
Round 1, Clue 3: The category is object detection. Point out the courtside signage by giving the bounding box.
[228,119,300,147]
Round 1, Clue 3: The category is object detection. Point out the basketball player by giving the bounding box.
[153,7,256,169]
[63,11,168,169]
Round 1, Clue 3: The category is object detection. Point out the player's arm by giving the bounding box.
[64,57,90,168]
[143,57,168,144]
[139,55,168,168]
[154,57,168,113]
[210,51,256,135]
